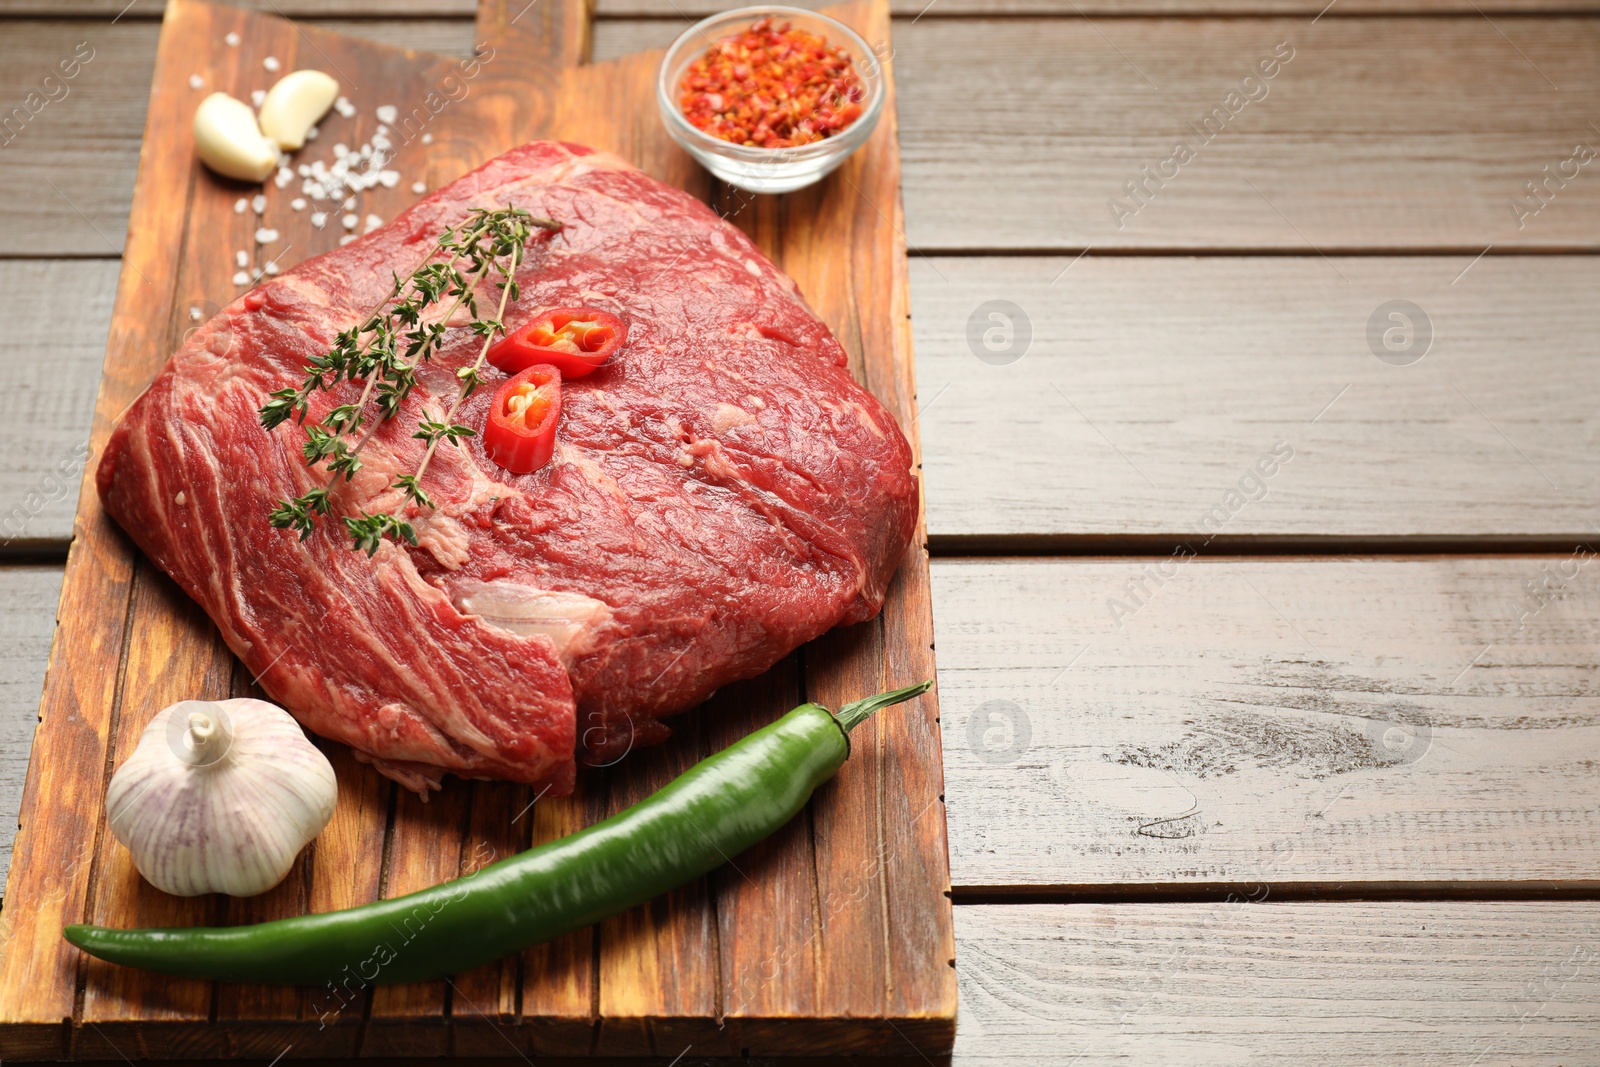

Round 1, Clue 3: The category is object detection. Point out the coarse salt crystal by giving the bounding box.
[224,32,240,46]
[232,270,250,286]
[421,133,433,145]
[375,105,397,125]
[311,212,327,228]
[306,125,319,140]
[235,250,248,268]
[334,97,356,118]
[274,168,293,189]
[411,181,426,194]
[233,197,248,214]
[251,194,266,214]
[340,234,356,245]
[264,261,280,275]
[189,74,203,90]
[363,213,382,233]
[251,89,266,108]
[255,227,280,244]
[332,142,348,157]
[290,197,306,210]
[341,214,358,230]
[189,306,202,321]
[263,56,280,72]
[297,164,311,177]
[378,170,399,189]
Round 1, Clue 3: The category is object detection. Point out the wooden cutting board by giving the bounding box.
[0,0,955,1058]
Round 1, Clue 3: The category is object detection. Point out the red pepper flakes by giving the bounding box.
[679,17,865,149]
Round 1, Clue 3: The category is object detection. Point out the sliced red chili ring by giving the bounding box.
[484,364,561,475]
[487,308,626,379]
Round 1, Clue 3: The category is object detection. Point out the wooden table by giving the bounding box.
[2,0,1598,1062]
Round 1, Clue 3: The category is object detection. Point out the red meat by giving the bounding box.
[97,141,918,795]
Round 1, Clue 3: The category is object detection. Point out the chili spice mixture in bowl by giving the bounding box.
[657,6,885,194]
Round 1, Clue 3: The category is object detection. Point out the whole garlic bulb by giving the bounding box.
[106,698,337,897]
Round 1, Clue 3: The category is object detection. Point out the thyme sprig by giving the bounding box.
[261,205,559,555]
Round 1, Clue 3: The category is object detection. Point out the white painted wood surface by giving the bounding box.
[954,902,1600,1064]
[0,567,62,897]
[912,256,1600,544]
[0,261,115,550]
[893,16,1600,252]
[933,557,1600,889]
[10,0,1597,13]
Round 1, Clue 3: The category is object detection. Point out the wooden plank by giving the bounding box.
[599,0,1600,11]
[12,17,1600,255]
[0,21,158,257]
[913,255,1600,547]
[5,0,1596,14]
[0,261,116,551]
[0,566,63,898]
[932,556,1600,892]
[0,1,480,13]
[894,16,1600,252]
[953,902,1600,1064]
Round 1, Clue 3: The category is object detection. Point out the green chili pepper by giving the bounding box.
[63,682,931,986]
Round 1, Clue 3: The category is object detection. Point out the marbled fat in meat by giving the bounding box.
[98,141,918,795]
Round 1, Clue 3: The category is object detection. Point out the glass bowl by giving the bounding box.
[657,6,885,195]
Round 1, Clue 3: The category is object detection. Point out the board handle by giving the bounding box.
[475,0,594,71]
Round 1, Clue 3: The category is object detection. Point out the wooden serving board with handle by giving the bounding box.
[0,0,956,1057]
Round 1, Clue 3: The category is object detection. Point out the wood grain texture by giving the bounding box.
[0,0,954,1056]
[0,261,113,551]
[10,17,1600,255]
[894,16,1600,252]
[932,556,1600,892]
[912,256,1600,547]
[0,567,62,899]
[0,0,192,1049]
[0,21,157,257]
[953,902,1600,1064]
[6,0,1597,14]
[602,0,1600,10]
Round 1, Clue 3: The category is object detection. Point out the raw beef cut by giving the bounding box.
[97,141,918,795]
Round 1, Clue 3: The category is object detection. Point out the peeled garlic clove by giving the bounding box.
[258,70,339,151]
[106,698,337,897]
[193,92,280,182]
